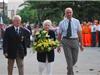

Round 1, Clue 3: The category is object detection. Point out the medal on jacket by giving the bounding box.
[21,36,24,42]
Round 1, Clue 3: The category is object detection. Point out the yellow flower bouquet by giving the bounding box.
[32,29,60,52]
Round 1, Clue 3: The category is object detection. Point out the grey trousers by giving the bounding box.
[8,57,24,75]
[61,38,79,75]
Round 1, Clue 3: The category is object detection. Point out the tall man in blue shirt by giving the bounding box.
[58,7,84,75]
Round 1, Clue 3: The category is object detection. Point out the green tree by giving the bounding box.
[18,1,100,24]
[17,6,38,23]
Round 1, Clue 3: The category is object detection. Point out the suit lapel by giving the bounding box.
[9,26,16,36]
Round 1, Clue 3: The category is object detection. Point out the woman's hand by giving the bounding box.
[4,53,8,58]
[57,46,61,53]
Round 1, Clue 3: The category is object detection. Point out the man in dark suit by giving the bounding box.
[3,15,27,75]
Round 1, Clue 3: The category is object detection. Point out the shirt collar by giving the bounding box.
[14,26,20,30]
[64,17,73,22]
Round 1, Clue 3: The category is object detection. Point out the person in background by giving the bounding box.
[32,24,40,44]
[86,22,92,46]
[32,24,40,36]
[94,20,99,46]
[0,24,5,49]
[25,22,32,35]
[96,21,100,47]
[91,21,97,47]
[83,22,91,46]
[81,21,87,46]
[24,22,32,48]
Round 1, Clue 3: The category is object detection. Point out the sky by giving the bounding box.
[8,0,24,10]
[0,0,8,3]
[0,0,24,3]
[0,0,24,8]
[0,0,23,12]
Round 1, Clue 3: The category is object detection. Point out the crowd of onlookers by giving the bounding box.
[81,20,100,47]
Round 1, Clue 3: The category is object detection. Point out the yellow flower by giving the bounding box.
[32,29,60,52]
[37,43,42,47]
[46,34,49,37]
[35,32,40,35]
[34,42,37,45]
[42,30,47,33]
[50,40,56,45]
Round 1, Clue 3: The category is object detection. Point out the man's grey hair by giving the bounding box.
[43,19,52,27]
[12,15,21,21]
[65,7,73,13]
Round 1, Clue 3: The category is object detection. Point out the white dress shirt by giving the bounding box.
[14,26,20,33]
[91,24,97,32]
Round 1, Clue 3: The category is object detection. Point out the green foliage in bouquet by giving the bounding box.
[32,29,60,52]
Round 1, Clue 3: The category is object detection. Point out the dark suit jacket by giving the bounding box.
[23,27,31,48]
[37,30,56,63]
[3,26,27,59]
[26,25,32,35]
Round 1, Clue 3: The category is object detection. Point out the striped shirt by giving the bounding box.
[59,17,81,38]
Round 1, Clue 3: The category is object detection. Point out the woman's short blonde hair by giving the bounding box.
[43,19,52,27]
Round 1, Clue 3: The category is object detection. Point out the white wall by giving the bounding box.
[0,0,8,3]
[8,0,24,19]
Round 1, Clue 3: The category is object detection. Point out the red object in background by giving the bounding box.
[82,25,91,47]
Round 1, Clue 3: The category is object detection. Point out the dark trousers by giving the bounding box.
[91,32,96,47]
[61,38,79,75]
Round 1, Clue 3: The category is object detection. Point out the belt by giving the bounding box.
[63,36,78,40]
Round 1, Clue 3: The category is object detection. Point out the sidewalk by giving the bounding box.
[0,47,100,75]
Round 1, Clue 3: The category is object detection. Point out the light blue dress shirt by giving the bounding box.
[59,17,81,38]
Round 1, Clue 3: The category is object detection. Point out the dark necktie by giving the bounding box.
[66,20,72,38]
[16,28,19,34]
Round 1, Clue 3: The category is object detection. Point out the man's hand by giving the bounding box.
[4,53,8,58]
[80,45,84,51]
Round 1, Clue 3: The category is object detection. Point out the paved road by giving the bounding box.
[0,47,100,75]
